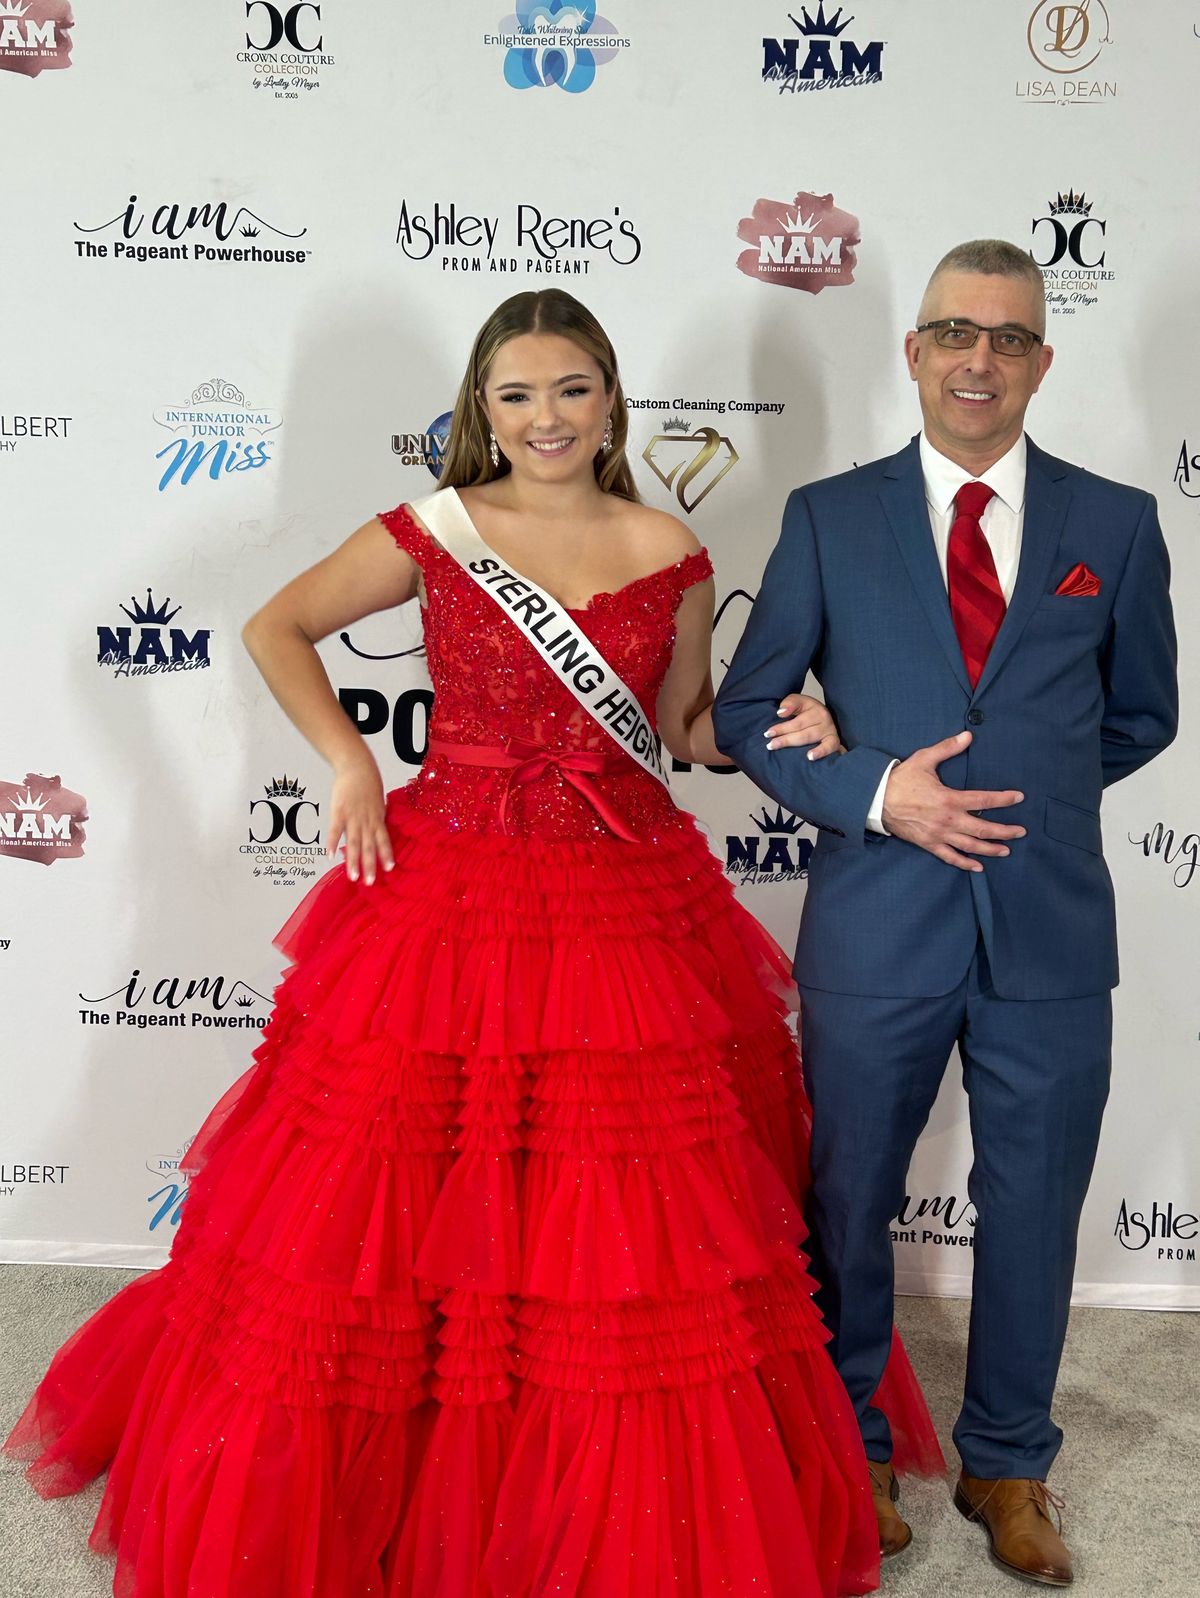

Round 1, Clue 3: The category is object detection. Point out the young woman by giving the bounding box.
[6,290,939,1597]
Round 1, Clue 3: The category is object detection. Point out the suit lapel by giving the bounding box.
[972,438,1070,697]
[879,438,972,697]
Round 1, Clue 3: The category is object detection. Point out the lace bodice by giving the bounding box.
[378,503,714,841]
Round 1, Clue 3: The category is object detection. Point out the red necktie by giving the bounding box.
[947,481,1004,688]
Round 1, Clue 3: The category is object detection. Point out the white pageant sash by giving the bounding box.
[409,489,670,787]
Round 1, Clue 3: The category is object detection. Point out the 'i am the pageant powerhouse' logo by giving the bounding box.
[395,198,641,276]
[240,0,335,98]
[0,774,87,866]
[762,4,885,93]
[96,589,212,679]
[242,775,323,886]
[1029,189,1114,315]
[737,190,860,293]
[153,379,282,492]
[78,969,271,1031]
[1018,0,1116,105]
[74,194,309,265]
[0,0,72,79]
[489,1,630,93]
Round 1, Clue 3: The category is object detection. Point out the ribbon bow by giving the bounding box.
[427,736,640,842]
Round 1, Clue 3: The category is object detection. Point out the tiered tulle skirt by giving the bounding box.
[5,793,940,1597]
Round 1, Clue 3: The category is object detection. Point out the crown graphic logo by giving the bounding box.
[1048,188,1092,216]
[265,775,306,799]
[753,804,805,835]
[118,589,181,626]
[783,208,820,235]
[0,1,32,17]
[240,225,260,238]
[663,415,691,434]
[10,787,47,814]
[235,995,255,1008]
[790,4,854,38]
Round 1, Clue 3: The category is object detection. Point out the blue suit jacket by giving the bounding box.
[712,436,1178,1000]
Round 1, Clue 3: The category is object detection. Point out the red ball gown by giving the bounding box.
[5,505,942,1597]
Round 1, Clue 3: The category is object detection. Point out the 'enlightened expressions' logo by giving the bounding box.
[491,2,630,94]
[395,198,641,276]
[643,416,738,514]
[153,379,281,492]
[240,0,334,98]
[74,194,308,265]
[738,191,859,292]
[762,4,884,93]
[1018,1,1115,105]
[0,773,87,866]
[242,775,323,886]
[726,805,814,884]
[0,1,72,79]
[392,410,453,476]
[1030,189,1114,314]
[97,589,212,679]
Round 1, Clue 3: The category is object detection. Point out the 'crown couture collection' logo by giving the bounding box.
[642,417,739,515]
[241,774,323,885]
[762,4,885,93]
[0,0,72,79]
[74,194,309,265]
[96,589,212,678]
[489,2,630,94]
[239,0,334,98]
[1018,1,1116,105]
[737,190,859,292]
[1029,189,1114,314]
[152,379,282,492]
[392,410,454,476]
[0,773,87,865]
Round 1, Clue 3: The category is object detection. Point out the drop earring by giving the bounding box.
[489,431,500,468]
[601,418,614,454]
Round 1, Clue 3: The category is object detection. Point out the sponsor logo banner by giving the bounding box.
[392,410,453,476]
[0,1162,69,1201]
[489,2,630,93]
[1030,188,1114,315]
[96,589,212,678]
[642,415,740,515]
[0,413,71,456]
[0,0,72,79]
[152,378,282,492]
[239,0,334,97]
[725,804,814,884]
[1114,1199,1197,1264]
[1174,440,1200,500]
[892,1191,978,1251]
[0,773,87,866]
[1018,0,1116,105]
[1127,820,1198,889]
[241,775,324,886]
[395,198,641,276]
[74,194,308,266]
[77,969,271,1031]
[762,4,885,93]
[737,190,859,293]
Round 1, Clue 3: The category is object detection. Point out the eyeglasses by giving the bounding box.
[916,319,1044,358]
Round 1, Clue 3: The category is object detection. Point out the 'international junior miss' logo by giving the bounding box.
[0,0,72,78]
[737,190,860,293]
[152,379,282,492]
[0,773,87,866]
[73,193,309,265]
[96,589,212,678]
[761,4,885,92]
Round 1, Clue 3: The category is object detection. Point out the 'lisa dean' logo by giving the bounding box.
[241,775,323,886]
[240,0,334,98]
[153,379,282,492]
[725,804,814,885]
[78,969,271,1030]
[0,0,72,79]
[490,2,630,93]
[74,194,308,265]
[1018,1,1115,105]
[392,410,453,476]
[0,774,87,866]
[762,4,884,93]
[643,417,739,515]
[737,191,859,293]
[97,589,212,679]
[1029,189,1114,315]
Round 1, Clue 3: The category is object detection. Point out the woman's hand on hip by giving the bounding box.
[326,754,395,885]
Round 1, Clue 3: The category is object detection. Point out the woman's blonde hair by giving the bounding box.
[437,289,639,501]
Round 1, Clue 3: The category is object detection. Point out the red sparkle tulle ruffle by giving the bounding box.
[5,795,942,1598]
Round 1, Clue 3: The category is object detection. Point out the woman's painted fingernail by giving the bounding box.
[766,738,778,751]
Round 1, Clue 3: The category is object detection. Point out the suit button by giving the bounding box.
[966,709,984,726]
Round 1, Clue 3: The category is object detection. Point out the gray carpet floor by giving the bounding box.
[1,1265,1195,1596]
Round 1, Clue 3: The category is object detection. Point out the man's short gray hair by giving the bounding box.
[919,238,1046,329]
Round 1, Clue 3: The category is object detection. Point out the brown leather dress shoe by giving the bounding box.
[955,1473,1073,1586]
[867,1461,913,1557]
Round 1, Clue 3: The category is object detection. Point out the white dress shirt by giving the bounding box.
[865,432,1027,833]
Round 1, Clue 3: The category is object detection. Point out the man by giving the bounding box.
[713,240,1177,1586]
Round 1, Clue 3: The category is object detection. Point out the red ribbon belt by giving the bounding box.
[426,736,640,842]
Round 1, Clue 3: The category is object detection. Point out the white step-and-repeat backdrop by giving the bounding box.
[2,2,1197,1310]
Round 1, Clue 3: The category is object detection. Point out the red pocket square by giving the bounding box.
[1055,562,1101,597]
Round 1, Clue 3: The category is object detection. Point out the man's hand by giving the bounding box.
[881,731,1025,872]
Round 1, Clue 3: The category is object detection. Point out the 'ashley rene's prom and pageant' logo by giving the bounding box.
[96,589,212,679]
[0,0,72,78]
[152,379,282,492]
[0,774,87,866]
[762,4,885,93]
[1175,440,1200,500]
[394,199,641,276]
[1018,0,1116,105]
[73,194,309,266]
[1114,1200,1196,1262]
[737,191,859,293]
[489,2,630,94]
